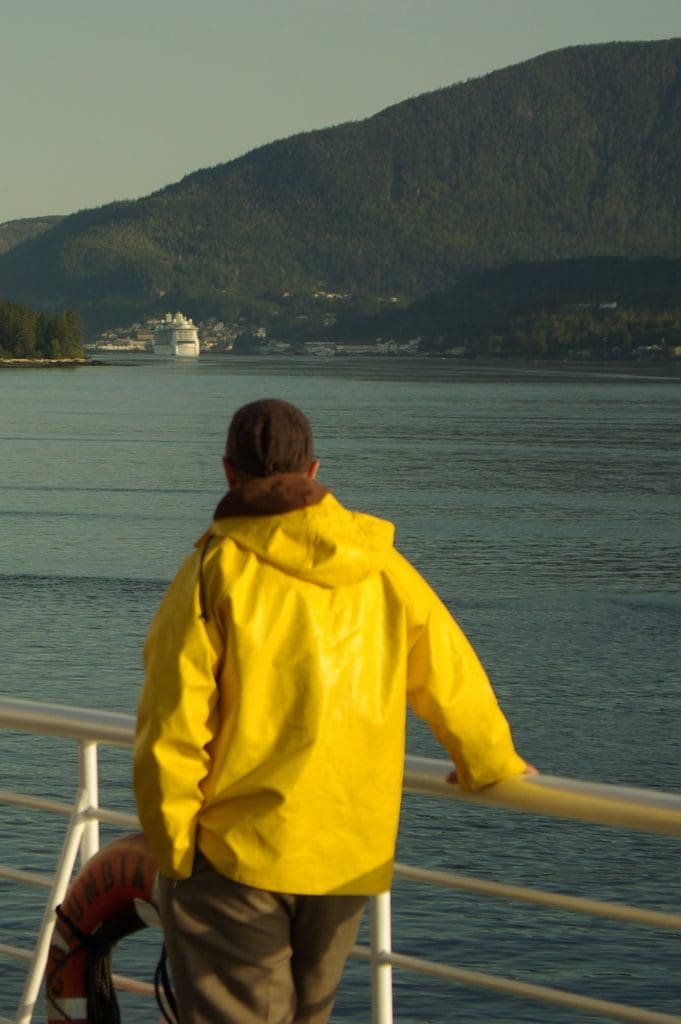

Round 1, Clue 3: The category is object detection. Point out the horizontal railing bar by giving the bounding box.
[0,867,53,890]
[0,943,32,963]
[350,945,371,962]
[393,863,681,930]
[405,756,681,836]
[384,951,681,1024]
[0,697,133,747]
[0,789,77,816]
[96,808,139,828]
[2,697,681,1024]
[111,973,155,997]
[0,789,138,829]
[3,698,681,835]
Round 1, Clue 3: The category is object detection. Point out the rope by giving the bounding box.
[154,944,179,1023]
[46,903,173,1023]
[85,943,121,1024]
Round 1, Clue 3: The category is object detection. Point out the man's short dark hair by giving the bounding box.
[226,399,314,477]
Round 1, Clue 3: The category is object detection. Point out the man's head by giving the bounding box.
[224,398,318,485]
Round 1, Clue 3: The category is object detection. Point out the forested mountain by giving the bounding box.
[0,217,64,255]
[0,39,679,335]
[333,257,681,357]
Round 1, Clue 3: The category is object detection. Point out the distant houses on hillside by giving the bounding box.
[87,317,422,357]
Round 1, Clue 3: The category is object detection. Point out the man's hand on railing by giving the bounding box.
[447,762,538,786]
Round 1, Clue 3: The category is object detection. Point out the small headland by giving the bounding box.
[0,357,100,368]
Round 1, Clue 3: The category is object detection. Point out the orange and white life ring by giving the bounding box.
[45,832,158,1023]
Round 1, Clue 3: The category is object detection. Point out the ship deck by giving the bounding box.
[1,696,681,1024]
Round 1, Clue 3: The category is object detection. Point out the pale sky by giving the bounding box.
[1,0,679,224]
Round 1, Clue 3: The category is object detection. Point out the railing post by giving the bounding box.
[14,792,89,1024]
[370,891,394,1024]
[79,739,100,864]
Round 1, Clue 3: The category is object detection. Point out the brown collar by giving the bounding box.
[213,475,329,519]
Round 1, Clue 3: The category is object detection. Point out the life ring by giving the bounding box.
[45,832,159,1023]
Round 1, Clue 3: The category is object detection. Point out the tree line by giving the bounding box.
[424,306,681,359]
[0,299,84,359]
[327,256,681,359]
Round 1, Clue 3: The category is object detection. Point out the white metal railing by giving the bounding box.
[1,695,681,1024]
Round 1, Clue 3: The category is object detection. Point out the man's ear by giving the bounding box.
[306,459,321,480]
[223,457,241,488]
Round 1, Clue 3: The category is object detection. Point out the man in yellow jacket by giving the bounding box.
[134,398,531,1024]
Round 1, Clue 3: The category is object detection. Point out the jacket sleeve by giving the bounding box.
[393,554,527,790]
[133,549,224,877]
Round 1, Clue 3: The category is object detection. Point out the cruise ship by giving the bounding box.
[152,312,200,357]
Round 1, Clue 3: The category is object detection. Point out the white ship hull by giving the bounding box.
[153,313,200,358]
[153,340,200,358]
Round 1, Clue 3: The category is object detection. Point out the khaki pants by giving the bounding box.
[157,856,366,1024]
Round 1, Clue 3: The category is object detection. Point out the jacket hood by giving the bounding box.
[197,476,395,587]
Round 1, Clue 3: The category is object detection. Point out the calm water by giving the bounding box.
[1,356,680,1022]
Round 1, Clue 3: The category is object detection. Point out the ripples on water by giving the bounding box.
[0,357,679,1021]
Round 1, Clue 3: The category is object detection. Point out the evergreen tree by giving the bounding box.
[0,299,84,359]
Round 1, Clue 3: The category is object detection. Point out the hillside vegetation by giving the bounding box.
[336,257,681,355]
[0,217,64,255]
[0,39,679,336]
[0,299,83,359]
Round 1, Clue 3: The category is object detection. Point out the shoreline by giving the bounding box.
[1,354,679,373]
[0,357,97,368]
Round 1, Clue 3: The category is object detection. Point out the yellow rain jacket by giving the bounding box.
[134,476,526,895]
